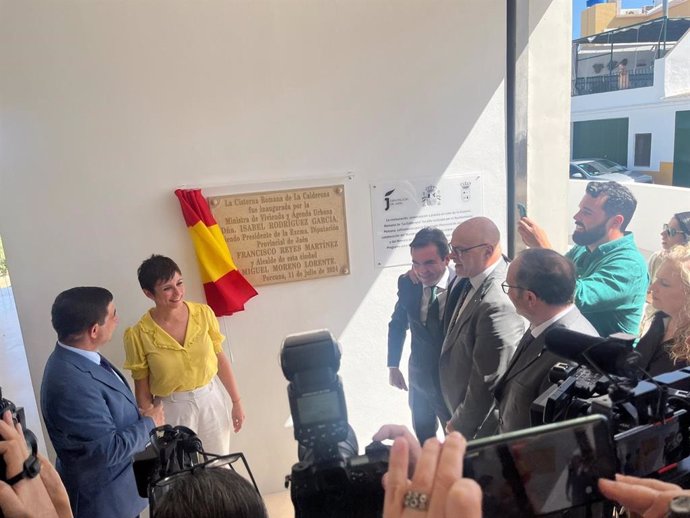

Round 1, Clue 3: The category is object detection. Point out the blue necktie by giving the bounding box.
[99,355,120,381]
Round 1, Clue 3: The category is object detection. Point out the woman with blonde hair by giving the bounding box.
[636,243,690,376]
[641,212,690,330]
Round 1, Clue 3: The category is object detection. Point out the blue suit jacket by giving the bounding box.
[41,344,154,518]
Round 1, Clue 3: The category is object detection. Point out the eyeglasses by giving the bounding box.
[450,243,490,256]
[501,282,526,294]
[663,224,687,238]
[500,281,538,297]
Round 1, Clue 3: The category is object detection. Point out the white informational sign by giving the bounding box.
[370,175,483,267]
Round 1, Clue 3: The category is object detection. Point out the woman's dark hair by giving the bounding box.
[51,287,113,343]
[137,255,181,292]
[154,468,268,518]
[674,211,690,238]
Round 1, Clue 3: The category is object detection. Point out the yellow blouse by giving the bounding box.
[123,301,224,397]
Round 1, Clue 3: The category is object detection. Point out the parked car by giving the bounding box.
[570,159,653,184]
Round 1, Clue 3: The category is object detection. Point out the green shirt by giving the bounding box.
[566,232,648,337]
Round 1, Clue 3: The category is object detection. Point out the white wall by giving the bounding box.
[664,30,690,98]
[518,0,573,252]
[572,86,690,172]
[572,98,690,172]
[1,0,516,493]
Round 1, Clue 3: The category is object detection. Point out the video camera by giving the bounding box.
[0,388,38,482]
[133,425,205,509]
[281,329,389,518]
[532,328,690,486]
[133,424,260,516]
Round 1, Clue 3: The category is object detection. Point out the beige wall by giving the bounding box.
[580,2,617,37]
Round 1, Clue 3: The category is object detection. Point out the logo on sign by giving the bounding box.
[461,181,472,202]
[421,185,441,206]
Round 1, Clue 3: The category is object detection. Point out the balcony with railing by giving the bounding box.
[571,17,690,97]
[572,65,654,96]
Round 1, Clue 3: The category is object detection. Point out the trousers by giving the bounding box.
[409,362,450,444]
[157,377,231,455]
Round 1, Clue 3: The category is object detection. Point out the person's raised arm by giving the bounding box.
[572,255,647,312]
[518,217,553,249]
[0,411,62,518]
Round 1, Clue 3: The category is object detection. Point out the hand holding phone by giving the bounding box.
[517,203,527,219]
[464,415,616,517]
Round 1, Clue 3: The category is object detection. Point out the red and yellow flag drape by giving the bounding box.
[175,189,257,316]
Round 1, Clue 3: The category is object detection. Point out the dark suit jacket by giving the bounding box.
[492,306,598,434]
[635,311,688,376]
[443,276,462,334]
[41,344,154,518]
[388,271,451,395]
[439,259,525,438]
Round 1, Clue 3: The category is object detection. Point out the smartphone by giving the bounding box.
[615,409,687,477]
[517,203,527,219]
[464,415,616,517]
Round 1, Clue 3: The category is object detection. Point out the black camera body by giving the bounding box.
[289,440,389,518]
[532,361,690,484]
[133,425,204,507]
[0,388,37,481]
[281,330,389,518]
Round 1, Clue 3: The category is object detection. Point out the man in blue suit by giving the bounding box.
[41,287,165,518]
[387,227,453,443]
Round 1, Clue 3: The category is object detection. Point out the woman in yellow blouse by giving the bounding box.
[124,255,245,455]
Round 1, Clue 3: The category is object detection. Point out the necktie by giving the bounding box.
[495,330,536,401]
[426,286,441,336]
[448,279,472,330]
[517,329,535,351]
[508,330,536,370]
[427,285,438,318]
[99,355,120,382]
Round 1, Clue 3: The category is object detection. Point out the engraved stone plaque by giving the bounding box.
[208,185,350,286]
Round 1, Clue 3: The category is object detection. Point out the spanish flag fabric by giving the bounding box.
[175,189,257,316]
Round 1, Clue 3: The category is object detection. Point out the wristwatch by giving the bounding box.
[5,455,41,486]
[669,495,690,518]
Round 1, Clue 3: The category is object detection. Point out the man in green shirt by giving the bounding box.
[518,181,648,336]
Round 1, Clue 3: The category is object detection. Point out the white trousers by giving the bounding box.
[157,377,231,455]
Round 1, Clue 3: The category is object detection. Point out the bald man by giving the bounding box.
[439,217,525,438]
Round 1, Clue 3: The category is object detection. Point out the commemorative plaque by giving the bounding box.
[208,185,349,286]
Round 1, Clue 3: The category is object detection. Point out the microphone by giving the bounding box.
[544,328,641,379]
